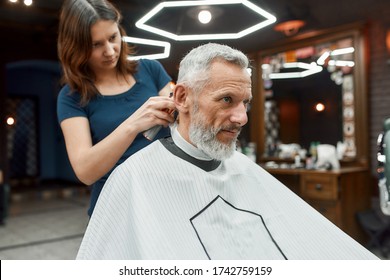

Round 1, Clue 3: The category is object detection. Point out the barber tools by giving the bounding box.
[143,92,175,141]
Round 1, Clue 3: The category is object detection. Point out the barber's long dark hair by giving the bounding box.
[58,0,137,104]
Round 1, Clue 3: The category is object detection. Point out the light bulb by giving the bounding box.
[6,117,15,126]
[315,103,325,112]
[198,10,212,24]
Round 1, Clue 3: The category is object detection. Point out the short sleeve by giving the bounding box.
[56,85,87,124]
[140,59,171,91]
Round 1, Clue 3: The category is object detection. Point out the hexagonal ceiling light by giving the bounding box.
[135,0,277,41]
[123,36,171,60]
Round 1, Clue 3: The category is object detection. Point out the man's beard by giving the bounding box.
[189,106,241,160]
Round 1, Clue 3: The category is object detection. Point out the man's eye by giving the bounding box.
[222,97,232,103]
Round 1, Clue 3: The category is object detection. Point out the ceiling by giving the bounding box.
[0,0,388,75]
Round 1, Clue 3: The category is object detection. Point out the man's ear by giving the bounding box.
[173,84,190,113]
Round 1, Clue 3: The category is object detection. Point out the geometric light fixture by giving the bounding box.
[135,0,276,41]
[263,62,323,79]
[327,60,355,67]
[9,0,33,6]
[123,36,171,60]
[317,47,355,67]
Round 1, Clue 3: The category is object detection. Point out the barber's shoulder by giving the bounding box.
[58,84,70,95]
[58,84,79,96]
[139,58,164,70]
[58,84,81,101]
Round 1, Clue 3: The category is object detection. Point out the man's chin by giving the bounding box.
[199,143,236,161]
[217,131,240,144]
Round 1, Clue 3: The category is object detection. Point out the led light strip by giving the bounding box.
[264,62,323,79]
[317,47,355,66]
[123,36,171,60]
[135,0,276,41]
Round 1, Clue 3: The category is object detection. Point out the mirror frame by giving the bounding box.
[249,23,369,167]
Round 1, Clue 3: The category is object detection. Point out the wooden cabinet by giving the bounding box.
[264,166,371,244]
[301,174,338,200]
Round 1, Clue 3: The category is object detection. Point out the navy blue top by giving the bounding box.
[57,59,171,215]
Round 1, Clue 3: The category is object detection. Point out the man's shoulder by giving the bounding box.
[230,151,257,164]
[224,151,263,173]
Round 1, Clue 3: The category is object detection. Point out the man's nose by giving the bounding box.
[230,103,248,126]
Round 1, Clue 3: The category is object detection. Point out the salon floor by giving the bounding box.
[0,185,90,260]
[0,185,389,260]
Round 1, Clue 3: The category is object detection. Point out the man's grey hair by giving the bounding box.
[177,43,250,93]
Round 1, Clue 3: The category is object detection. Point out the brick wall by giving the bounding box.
[368,6,390,186]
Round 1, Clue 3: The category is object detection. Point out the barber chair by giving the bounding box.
[377,118,390,215]
[356,118,390,258]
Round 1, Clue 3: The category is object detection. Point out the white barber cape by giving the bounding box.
[77,127,377,260]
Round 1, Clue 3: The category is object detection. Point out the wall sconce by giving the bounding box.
[274,19,305,36]
[6,116,15,126]
[315,102,325,112]
[273,6,306,36]
[386,29,390,64]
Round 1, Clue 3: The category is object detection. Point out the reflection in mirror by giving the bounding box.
[261,37,356,160]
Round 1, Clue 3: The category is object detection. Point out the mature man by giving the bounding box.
[77,43,377,260]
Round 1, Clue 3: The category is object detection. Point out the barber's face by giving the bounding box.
[189,61,252,159]
[88,20,121,74]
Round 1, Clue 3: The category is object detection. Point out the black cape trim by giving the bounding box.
[160,137,221,172]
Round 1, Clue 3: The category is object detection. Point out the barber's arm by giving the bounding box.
[159,82,173,97]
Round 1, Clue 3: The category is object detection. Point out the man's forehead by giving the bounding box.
[209,62,250,81]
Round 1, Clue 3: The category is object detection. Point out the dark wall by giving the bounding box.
[5,60,77,183]
[368,13,390,176]
[0,19,59,184]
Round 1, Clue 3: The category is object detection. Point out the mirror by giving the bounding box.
[250,24,368,165]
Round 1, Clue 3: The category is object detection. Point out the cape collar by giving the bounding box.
[159,126,221,172]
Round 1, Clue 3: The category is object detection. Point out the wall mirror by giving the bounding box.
[250,24,368,166]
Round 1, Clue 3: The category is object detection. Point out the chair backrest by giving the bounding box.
[378,118,390,215]
[384,118,390,189]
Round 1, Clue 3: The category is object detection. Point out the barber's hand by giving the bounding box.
[127,96,176,133]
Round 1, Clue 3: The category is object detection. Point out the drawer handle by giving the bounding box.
[315,184,323,191]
